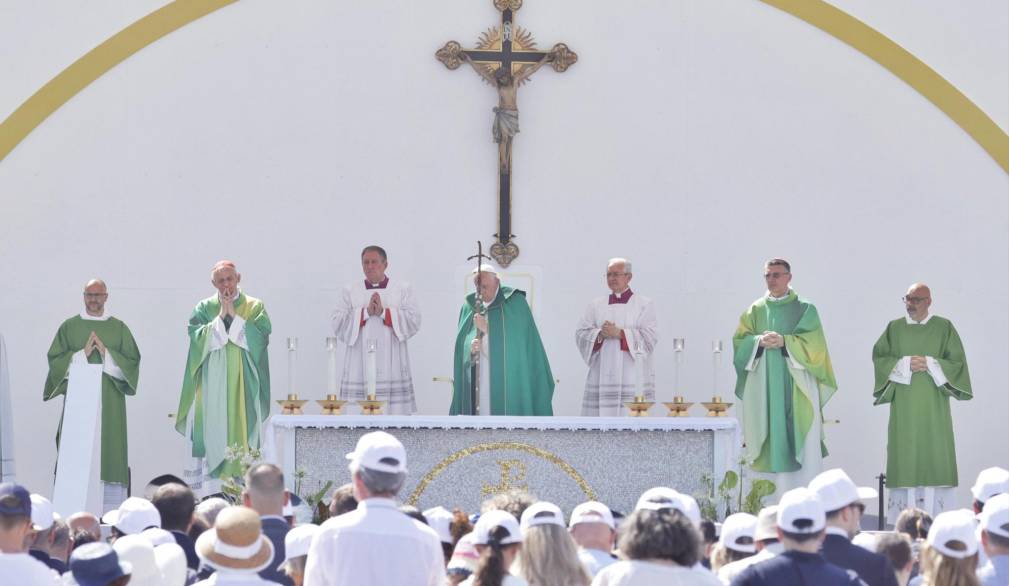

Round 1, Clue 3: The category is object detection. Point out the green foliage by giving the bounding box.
[742,479,777,514]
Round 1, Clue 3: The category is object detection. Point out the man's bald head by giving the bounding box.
[242,464,288,515]
[82,279,108,316]
[904,282,932,321]
[66,513,101,541]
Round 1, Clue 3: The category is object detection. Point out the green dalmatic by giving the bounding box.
[872,316,971,487]
[44,315,141,485]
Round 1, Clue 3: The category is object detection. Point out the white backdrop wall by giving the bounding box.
[1,0,1007,509]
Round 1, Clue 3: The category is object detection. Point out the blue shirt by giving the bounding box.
[977,554,1009,586]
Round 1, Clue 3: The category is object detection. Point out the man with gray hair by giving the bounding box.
[576,258,658,415]
[304,431,445,586]
[242,463,291,585]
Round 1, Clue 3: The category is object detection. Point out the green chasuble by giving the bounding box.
[175,292,271,479]
[43,315,141,485]
[872,316,971,488]
[733,291,837,473]
[451,287,554,415]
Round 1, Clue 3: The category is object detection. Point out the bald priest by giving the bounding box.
[44,279,141,511]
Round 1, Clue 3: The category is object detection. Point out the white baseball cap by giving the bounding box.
[634,487,702,527]
[777,487,825,534]
[971,467,1009,503]
[345,431,407,474]
[30,494,55,531]
[283,524,319,562]
[719,513,758,553]
[569,501,615,530]
[754,506,779,542]
[102,497,162,535]
[809,468,878,512]
[926,509,978,559]
[520,501,566,534]
[980,493,1009,539]
[423,506,455,544]
[473,510,522,545]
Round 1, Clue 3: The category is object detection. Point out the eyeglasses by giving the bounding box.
[902,296,928,304]
[83,293,107,299]
[606,272,629,278]
[764,272,790,279]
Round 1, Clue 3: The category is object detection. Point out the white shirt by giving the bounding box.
[193,572,283,585]
[579,548,618,577]
[591,560,723,586]
[0,553,61,585]
[303,497,445,586]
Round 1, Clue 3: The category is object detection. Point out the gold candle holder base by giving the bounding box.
[357,398,386,415]
[701,396,733,417]
[317,395,347,415]
[623,398,655,417]
[662,401,694,417]
[276,395,308,415]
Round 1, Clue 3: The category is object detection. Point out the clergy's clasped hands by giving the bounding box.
[218,290,236,318]
[367,292,384,317]
[759,331,785,349]
[910,355,928,373]
[601,321,622,339]
[84,331,106,358]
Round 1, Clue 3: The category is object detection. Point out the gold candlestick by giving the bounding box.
[701,395,733,417]
[357,398,386,415]
[316,394,347,415]
[623,395,654,417]
[276,393,308,415]
[662,395,693,417]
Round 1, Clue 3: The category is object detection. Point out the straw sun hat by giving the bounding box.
[195,506,275,572]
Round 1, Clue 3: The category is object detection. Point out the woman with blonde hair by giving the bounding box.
[517,502,590,586]
[918,509,980,586]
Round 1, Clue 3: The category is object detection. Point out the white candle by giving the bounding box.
[326,337,339,396]
[634,343,647,397]
[286,337,298,396]
[366,340,377,400]
[672,338,684,399]
[712,339,723,395]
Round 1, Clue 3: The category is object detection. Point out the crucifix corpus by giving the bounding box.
[437,0,577,267]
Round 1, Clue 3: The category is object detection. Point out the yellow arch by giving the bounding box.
[0,0,1006,173]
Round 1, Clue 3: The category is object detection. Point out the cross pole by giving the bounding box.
[437,0,577,267]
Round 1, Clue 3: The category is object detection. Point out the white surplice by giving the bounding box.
[0,331,15,482]
[576,292,658,416]
[331,279,421,414]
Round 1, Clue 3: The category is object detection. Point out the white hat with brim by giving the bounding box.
[195,507,275,573]
[754,506,779,542]
[777,487,826,534]
[283,524,319,563]
[569,501,615,530]
[719,513,758,554]
[423,506,455,544]
[473,510,522,546]
[927,509,978,559]
[980,493,1009,539]
[809,469,878,512]
[30,493,55,531]
[101,497,162,535]
[971,467,1009,503]
[345,431,408,474]
[155,542,188,586]
[113,534,165,585]
[520,501,566,534]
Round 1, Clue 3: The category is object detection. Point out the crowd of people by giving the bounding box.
[1,431,1006,586]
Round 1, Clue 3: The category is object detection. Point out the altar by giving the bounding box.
[264,415,740,515]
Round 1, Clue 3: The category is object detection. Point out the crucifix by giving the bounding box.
[437,0,577,267]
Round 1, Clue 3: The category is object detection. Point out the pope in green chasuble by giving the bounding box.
[451,268,553,416]
[872,284,971,489]
[44,281,140,489]
[176,262,271,481]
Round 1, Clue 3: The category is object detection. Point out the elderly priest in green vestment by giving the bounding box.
[44,279,140,511]
[451,265,554,415]
[733,259,837,494]
[872,283,971,522]
[176,260,271,492]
